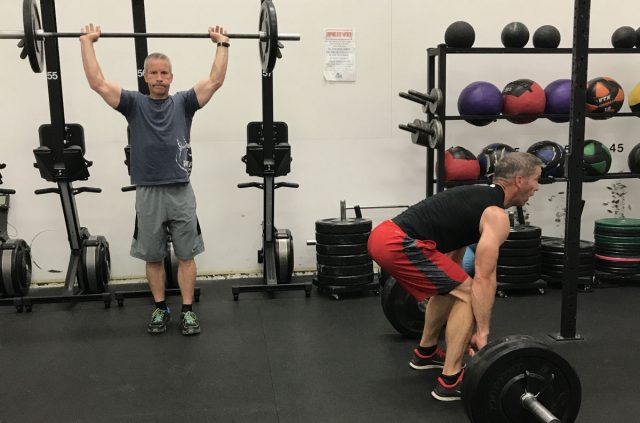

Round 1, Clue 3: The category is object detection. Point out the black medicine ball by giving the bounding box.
[477,143,515,177]
[628,143,640,173]
[444,21,475,48]
[526,140,565,178]
[532,25,561,48]
[611,26,637,48]
[501,22,529,48]
[583,140,612,176]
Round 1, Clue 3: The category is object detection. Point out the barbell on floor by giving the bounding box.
[463,335,581,423]
[398,118,443,149]
[2,0,300,73]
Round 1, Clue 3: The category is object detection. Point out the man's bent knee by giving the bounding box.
[448,277,472,303]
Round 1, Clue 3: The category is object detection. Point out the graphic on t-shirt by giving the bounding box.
[176,137,193,175]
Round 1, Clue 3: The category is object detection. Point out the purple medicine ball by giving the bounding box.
[544,79,572,123]
[457,81,503,126]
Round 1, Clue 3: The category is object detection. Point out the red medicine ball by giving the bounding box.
[444,146,480,181]
[502,79,546,124]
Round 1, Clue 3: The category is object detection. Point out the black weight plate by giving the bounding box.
[541,255,594,266]
[463,335,547,419]
[23,0,44,73]
[499,246,541,257]
[541,238,595,253]
[465,338,581,423]
[595,234,640,246]
[315,231,370,245]
[508,225,542,240]
[542,274,593,284]
[259,0,278,72]
[380,277,424,339]
[316,253,371,266]
[0,239,32,297]
[541,263,594,273]
[497,254,541,266]
[316,243,368,256]
[541,250,594,261]
[502,238,541,249]
[378,267,391,286]
[316,272,374,286]
[497,264,541,275]
[595,260,640,270]
[317,262,373,276]
[315,218,372,234]
[595,245,640,256]
[594,227,640,237]
[542,269,593,279]
[164,242,179,289]
[496,273,540,284]
[594,217,640,229]
[596,242,640,252]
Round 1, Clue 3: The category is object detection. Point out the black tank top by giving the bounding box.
[392,185,505,253]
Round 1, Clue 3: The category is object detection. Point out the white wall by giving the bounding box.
[1,0,639,282]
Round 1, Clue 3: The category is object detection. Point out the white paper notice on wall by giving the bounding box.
[323,28,356,82]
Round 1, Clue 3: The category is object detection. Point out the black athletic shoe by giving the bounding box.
[147,307,171,334]
[409,346,446,370]
[431,370,464,402]
[180,311,201,336]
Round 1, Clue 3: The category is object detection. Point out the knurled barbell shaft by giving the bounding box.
[0,30,300,41]
[520,393,561,423]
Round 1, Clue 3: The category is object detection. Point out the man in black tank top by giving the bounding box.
[368,152,542,401]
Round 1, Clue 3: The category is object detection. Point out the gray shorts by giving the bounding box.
[130,183,204,262]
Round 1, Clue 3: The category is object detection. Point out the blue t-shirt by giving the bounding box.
[116,89,200,185]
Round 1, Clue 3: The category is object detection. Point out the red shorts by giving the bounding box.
[367,220,469,302]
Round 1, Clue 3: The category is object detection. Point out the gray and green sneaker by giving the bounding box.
[147,307,171,334]
[180,310,201,336]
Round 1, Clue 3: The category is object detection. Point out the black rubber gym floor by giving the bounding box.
[0,277,637,423]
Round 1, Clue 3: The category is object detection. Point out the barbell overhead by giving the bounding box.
[10,0,300,73]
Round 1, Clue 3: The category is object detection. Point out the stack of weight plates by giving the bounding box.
[540,237,594,288]
[314,217,376,297]
[497,225,543,294]
[594,218,640,278]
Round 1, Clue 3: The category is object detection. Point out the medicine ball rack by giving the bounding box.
[400,0,640,341]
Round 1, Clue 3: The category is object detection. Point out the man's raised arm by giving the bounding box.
[80,24,122,108]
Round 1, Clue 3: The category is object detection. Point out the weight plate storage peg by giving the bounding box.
[463,335,582,423]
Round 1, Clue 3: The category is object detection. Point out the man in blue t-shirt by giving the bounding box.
[80,23,230,336]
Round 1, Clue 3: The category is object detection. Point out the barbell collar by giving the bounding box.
[0,30,301,41]
[521,392,561,423]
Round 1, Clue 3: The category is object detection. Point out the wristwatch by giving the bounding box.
[217,42,230,48]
